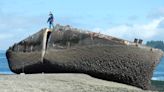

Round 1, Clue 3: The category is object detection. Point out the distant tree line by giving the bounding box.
[146,41,164,51]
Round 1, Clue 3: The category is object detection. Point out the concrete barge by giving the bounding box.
[6,24,163,89]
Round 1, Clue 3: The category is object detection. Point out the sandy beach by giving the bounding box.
[0,73,156,92]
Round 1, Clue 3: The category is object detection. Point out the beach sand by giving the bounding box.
[0,73,157,92]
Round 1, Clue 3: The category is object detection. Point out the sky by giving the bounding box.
[0,0,164,50]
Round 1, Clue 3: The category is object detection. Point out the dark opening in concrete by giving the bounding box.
[46,31,51,49]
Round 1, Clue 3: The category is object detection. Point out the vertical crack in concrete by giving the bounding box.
[41,29,52,63]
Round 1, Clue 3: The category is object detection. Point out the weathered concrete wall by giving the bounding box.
[6,51,42,73]
[6,28,47,73]
[48,25,125,49]
[8,28,46,52]
[44,45,163,90]
[6,24,164,90]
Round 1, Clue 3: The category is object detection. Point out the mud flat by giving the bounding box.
[0,74,157,92]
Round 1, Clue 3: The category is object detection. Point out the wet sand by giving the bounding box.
[0,73,156,92]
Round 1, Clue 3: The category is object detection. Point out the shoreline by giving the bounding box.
[0,73,161,92]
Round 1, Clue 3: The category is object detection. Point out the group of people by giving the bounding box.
[47,12,54,29]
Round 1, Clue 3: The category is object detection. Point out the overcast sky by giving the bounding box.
[0,0,164,50]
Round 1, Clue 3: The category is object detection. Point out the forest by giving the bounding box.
[146,41,164,51]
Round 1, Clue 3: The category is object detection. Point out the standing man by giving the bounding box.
[47,12,54,29]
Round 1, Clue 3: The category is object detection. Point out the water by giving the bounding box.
[152,57,164,81]
[0,51,13,74]
[0,51,164,81]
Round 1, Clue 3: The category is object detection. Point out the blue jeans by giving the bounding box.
[49,22,54,29]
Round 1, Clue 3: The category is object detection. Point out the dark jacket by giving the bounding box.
[47,14,54,23]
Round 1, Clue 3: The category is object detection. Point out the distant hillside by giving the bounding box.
[146,41,164,51]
